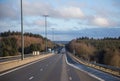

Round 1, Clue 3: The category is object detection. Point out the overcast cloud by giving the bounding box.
[0,0,120,40]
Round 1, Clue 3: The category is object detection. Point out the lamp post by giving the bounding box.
[51,28,54,42]
[73,27,79,55]
[51,28,55,49]
[20,0,24,60]
[43,15,49,53]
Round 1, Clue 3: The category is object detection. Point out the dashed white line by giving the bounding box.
[69,76,72,80]
[40,68,43,71]
[29,76,34,80]
[0,57,47,76]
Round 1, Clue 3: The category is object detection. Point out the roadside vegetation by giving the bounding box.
[66,37,120,67]
[0,30,55,57]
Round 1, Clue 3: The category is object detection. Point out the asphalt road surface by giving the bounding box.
[0,53,120,81]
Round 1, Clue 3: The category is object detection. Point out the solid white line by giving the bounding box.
[0,58,47,76]
[29,76,34,80]
[65,54,105,81]
[69,76,72,80]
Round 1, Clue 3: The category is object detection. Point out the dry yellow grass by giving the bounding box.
[9,35,53,51]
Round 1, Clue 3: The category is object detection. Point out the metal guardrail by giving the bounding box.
[0,55,21,59]
[0,53,43,59]
[0,52,49,63]
[68,52,120,77]
[0,54,34,62]
[92,63,120,71]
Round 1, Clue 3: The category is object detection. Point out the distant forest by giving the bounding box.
[66,37,120,67]
[0,30,54,57]
[0,30,43,39]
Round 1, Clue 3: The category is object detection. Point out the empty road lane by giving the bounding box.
[0,54,100,81]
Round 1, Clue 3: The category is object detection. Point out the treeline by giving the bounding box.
[0,30,43,39]
[66,37,120,67]
[0,37,18,56]
[76,36,120,40]
[0,31,54,57]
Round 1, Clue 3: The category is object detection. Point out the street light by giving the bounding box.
[21,0,24,60]
[51,28,54,42]
[51,28,55,49]
[73,27,79,55]
[43,15,49,53]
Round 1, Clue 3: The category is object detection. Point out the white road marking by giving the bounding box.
[0,56,49,76]
[69,77,72,80]
[40,68,43,71]
[29,76,34,80]
[65,55,105,81]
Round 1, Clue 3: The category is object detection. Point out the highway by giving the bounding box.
[0,54,99,81]
[0,52,120,81]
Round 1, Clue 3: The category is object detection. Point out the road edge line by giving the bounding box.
[65,54,105,81]
[0,55,53,76]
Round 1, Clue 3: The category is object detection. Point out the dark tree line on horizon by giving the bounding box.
[0,30,43,39]
[76,36,120,40]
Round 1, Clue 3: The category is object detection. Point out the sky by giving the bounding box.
[0,0,120,41]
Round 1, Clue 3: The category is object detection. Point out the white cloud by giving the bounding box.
[24,19,57,28]
[23,1,85,19]
[1,0,120,33]
[57,6,84,19]
[23,1,56,16]
[34,20,45,26]
[93,16,109,27]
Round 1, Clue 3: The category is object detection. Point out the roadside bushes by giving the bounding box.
[76,43,96,61]
[20,44,42,54]
[67,40,96,61]
[103,49,120,67]
[0,31,55,56]
[67,38,120,67]
[0,37,18,56]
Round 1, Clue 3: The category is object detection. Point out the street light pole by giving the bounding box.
[73,27,79,55]
[52,28,54,42]
[43,15,49,53]
[21,0,24,60]
[52,28,55,49]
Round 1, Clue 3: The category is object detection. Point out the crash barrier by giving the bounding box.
[0,55,20,60]
[0,53,53,73]
[0,54,35,60]
[0,52,47,60]
[68,52,120,77]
